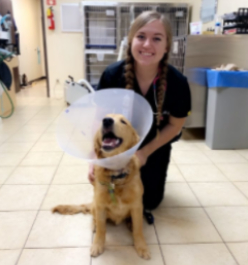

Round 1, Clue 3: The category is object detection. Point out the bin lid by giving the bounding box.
[207,70,248,89]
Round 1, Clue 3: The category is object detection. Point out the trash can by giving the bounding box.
[205,70,248,149]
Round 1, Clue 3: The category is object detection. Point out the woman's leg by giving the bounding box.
[140,144,172,210]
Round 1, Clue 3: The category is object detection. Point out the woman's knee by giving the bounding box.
[143,189,164,210]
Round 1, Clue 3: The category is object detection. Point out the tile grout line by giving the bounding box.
[2,205,248,214]
[173,146,248,166]
[214,162,248,182]
[1,183,91,186]
[14,152,65,265]
[2,240,248,250]
[2,88,56,265]
[2,204,248,212]
[3,87,247,263]
[169,163,187,183]
[176,164,241,265]
[0,105,60,187]
[0,166,16,191]
[0,100,51,146]
[234,149,248,162]
[1,246,92,251]
[153,222,167,265]
[172,147,215,166]
[1,135,50,187]
[156,241,248,246]
[224,244,241,265]
[212,162,248,201]
[1,106,66,189]
[230,182,248,201]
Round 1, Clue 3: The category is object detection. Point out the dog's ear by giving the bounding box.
[93,130,102,158]
[131,130,140,147]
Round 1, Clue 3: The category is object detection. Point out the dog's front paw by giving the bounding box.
[90,243,104,257]
[135,244,151,260]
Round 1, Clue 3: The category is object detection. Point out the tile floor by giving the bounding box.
[0,81,248,265]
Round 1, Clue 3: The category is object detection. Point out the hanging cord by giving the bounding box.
[0,52,15,119]
[0,80,14,119]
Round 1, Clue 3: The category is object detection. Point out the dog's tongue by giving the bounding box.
[104,138,114,144]
[103,138,119,147]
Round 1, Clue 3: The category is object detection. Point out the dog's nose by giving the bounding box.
[103,118,114,128]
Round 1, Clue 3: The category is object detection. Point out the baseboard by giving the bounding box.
[21,76,46,87]
[28,76,46,85]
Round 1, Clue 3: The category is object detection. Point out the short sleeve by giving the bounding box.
[170,76,191,118]
[96,70,109,90]
[96,60,126,91]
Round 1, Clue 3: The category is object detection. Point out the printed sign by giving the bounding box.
[47,0,56,5]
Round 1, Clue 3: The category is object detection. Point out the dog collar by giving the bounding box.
[99,170,128,204]
[111,172,128,181]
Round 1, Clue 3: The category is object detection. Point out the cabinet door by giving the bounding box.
[13,67,21,93]
[84,5,117,49]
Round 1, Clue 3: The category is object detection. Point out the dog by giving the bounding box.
[52,114,150,259]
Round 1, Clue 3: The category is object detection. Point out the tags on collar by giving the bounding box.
[100,181,117,204]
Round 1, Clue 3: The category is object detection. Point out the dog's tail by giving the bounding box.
[52,203,91,215]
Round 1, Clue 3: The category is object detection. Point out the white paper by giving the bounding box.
[190,21,202,35]
[173,41,179,54]
[97,53,104,61]
[175,11,184,18]
[201,0,218,23]
[106,9,115,16]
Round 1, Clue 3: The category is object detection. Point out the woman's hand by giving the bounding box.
[88,163,95,184]
[135,149,148,167]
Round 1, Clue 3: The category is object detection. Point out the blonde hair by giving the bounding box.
[124,11,172,132]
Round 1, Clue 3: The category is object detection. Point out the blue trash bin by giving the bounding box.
[205,70,248,149]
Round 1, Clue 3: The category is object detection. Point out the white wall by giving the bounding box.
[42,0,84,98]
[218,0,248,16]
[12,0,44,82]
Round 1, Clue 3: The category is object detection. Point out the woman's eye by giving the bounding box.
[154,37,161,41]
[121,119,127,125]
[137,35,145,40]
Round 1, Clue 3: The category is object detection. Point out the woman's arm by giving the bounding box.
[136,115,186,166]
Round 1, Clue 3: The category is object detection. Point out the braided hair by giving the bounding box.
[124,11,172,134]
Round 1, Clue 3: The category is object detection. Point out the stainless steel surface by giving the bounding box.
[184,35,248,69]
[169,36,186,73]
[182,35,248,128]
[82,2,190,88]
[206,87,248,149]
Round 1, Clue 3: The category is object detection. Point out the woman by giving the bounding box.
[89,11,191,223]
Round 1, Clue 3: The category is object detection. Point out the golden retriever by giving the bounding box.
[52,114,150,259]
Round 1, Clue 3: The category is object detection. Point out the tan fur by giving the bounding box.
[52,114,150,259]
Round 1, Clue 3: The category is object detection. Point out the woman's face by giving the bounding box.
[131,19,167,68]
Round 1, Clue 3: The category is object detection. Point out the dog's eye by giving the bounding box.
[121,119,127,125]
